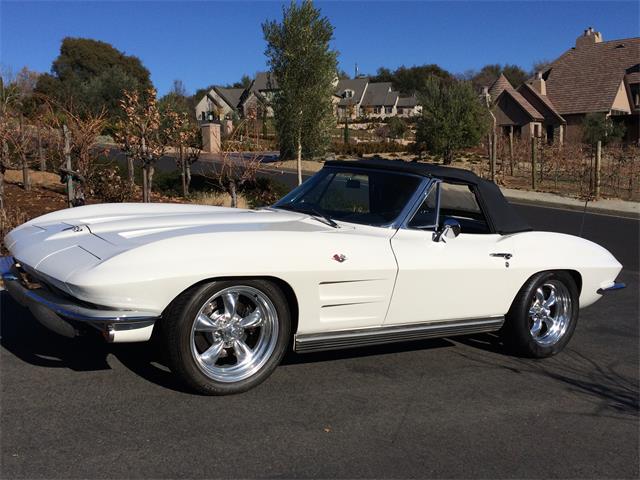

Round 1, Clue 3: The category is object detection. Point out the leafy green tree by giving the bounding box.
[582,113,626,146]
[35,37,152,127]
[387,117,407,140]
[231,74,252,89]
[415,77,489,164]
[470,64,528,90]
[371,64,453,95]
[263,0,338,184]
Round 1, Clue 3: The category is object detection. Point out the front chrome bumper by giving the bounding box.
[596,281,626,295]
[1,256,158,342]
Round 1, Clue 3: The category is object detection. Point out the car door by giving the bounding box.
[384,181,519,325]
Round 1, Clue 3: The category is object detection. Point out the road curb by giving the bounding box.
[502,192,639,219]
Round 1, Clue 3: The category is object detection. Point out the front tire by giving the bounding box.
[502,271,578,358]
[162,279,290,395]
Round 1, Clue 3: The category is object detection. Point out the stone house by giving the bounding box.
[487,27,639,144]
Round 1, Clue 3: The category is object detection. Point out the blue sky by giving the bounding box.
[1,1,638,95]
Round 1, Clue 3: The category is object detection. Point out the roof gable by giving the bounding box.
[213,87,245,109]
[335,78,369,105]
[488,74,513,100]
[517,83,565,124]
[361,82,395,106]
[544,37,640,114]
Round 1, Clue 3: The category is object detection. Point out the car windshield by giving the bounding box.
[273,167,423,227]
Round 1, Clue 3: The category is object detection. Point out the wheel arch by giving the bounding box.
[163,275,300,336]
[510,268,583,310]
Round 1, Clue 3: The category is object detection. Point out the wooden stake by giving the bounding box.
[531,137,537,190]
[595,140,602,199]
[63,124,74,207]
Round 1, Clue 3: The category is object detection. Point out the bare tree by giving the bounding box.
[164,111,200,197]
[116,88,165,202]
[203,119,261,207]
[44,100,107,204]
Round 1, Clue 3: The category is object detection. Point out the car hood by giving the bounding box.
[4,203,324,282]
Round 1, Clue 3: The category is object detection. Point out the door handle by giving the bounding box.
[490,253,513,260]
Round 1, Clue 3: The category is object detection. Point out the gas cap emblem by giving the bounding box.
[332,254,347,263]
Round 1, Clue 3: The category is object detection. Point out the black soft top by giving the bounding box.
[324,158,531,235]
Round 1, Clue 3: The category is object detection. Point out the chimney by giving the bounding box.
[576,26,603,48]
[531,71,546,96]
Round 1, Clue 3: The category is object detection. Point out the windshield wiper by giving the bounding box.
[277,204,339,229]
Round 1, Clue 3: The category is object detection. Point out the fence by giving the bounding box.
[469,137,640,201]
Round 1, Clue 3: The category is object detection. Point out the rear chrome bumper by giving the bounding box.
[1,256,157,342]
[596,281,626,295]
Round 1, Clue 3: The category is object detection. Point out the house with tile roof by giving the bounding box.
[487,27,639,144]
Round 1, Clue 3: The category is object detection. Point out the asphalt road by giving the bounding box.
[1,204,638,479]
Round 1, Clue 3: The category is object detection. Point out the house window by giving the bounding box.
[374,106,381,114]
[546,125,555,144]
[343,89,354,99]
[385,106,393,114]
[630,84,640,108]
[398,108,404,115]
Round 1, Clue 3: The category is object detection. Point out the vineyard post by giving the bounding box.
[63,124,74,207]
[531,137,537,190]
[37,127,45,171]
[490,132,497,181]
[595,140,602,199]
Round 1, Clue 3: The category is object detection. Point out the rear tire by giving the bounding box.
[162,279,290,395]
[501,271,578,358]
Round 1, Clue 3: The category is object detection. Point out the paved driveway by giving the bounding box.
[1,205,638,479]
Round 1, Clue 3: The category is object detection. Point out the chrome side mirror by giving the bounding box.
[433,218,461,243]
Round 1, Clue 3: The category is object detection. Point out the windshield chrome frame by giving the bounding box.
[272,165,436,230]
[401,179,442,231]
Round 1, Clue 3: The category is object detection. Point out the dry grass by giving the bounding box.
[5,169,61,187]
[190,191,249,209]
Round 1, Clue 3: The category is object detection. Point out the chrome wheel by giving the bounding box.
[528,280,572,347]
[190,286,279,383]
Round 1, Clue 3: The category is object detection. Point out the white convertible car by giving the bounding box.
[2,159,625,394]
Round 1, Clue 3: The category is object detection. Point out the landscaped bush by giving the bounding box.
[87,165,135,202]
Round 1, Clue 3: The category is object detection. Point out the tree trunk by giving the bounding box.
[443,149,454,165]
[229,180,237,208]
[186,164,191,196]
[141,136,150,202]
[180,145,187,197]
[148,163,155,200]
[142,167,149,203]
[127,154,135,185]
[296,133,302,186]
